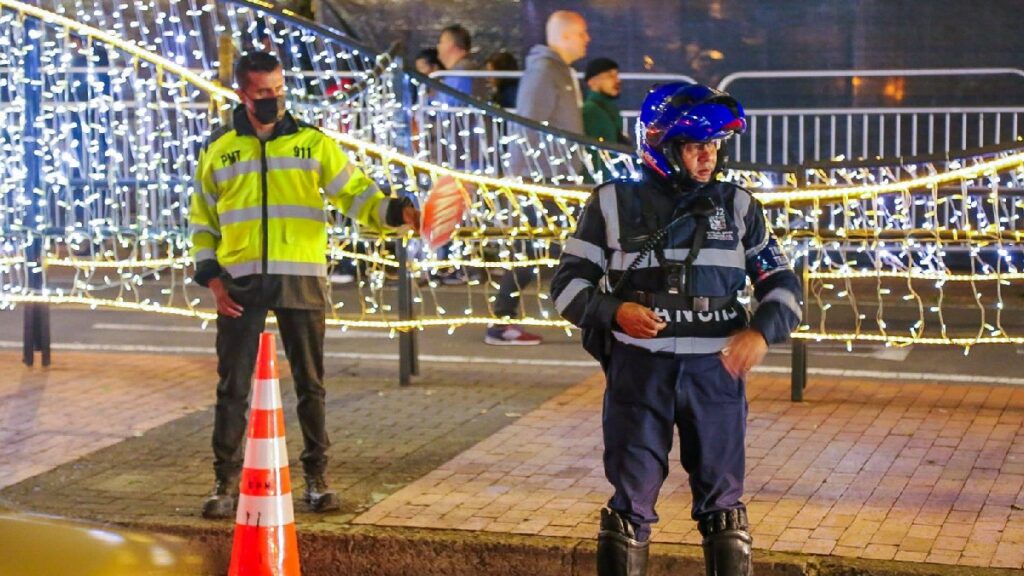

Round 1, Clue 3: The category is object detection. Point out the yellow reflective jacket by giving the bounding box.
[189,107,390,286]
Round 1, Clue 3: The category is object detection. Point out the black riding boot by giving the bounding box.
[201,475,239,519]
[699,509,753,576]
[597,507,649,576]
[304,474,340,512]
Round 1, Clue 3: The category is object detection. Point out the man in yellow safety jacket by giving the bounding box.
[190,51,418,519]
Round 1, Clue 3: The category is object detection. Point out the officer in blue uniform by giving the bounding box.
[550,83,802,576]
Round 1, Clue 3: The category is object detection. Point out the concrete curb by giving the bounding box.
[141,522,1022,576]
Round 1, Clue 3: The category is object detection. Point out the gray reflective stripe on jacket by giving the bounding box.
[324,162,356,198]
[612,332,731,355]
[211,157,321,186]
[758,287,802,317]
[563,237,606,270]
[599,185,621,250]
[225,260,328,278]
[349,181,384,218]
[220,204,326,226]
[733,189,751,244]
[189,224,221,238]
[555,278,594,315]
[193,248,216,263]
[268,157,321,173]
[608,248,745,271]
[200,191,218,209]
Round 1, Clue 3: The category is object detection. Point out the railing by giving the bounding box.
[723,69,1024,166]
[730,106,1024,166]
[436,67,1024,170]
[716,67,1024,91]
[420,70,698,182]
[405,72,635,185]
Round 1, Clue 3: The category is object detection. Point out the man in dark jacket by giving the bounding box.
[435,24,486,103]
[550,82,802,576]
[582,57,629,177]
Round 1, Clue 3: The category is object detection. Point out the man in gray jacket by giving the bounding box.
[518,11,588,138]
[487,10,590,345]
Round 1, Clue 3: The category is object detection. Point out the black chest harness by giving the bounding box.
[610,192,736,313]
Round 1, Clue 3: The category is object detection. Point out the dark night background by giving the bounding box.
[315,0,1024,111]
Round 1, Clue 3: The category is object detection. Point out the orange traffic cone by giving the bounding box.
[228,332,301,576]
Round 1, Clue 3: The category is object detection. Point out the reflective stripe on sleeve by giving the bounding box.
[348,182,383,220]
[189,224,221,238]
[563,238,606,270]
[555,278,593,314]
[193,248,216,263]
[324,162,356,198]
[376,197,390,227]
[745,233,770,258]
[759,287,802,317]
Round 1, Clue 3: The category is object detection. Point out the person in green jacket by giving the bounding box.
[582,57,629,180]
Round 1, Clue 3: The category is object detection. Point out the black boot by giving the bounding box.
[597,507,649,576]
[201,476,239,519]
[699,509,753,576]
[304,474,340,512]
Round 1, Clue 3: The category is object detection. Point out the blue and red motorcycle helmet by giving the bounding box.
[636,82,747,181]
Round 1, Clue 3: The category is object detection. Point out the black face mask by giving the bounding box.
[250,93,285,124]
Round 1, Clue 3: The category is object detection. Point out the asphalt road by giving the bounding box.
[4,296,1024,388]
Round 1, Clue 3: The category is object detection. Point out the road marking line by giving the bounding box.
[0,340,597,368]
[769,343,912,362]
[3,340,1023,386]
[91,322,389,339]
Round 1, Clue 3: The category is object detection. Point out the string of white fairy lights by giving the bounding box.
[1,0,1024,349]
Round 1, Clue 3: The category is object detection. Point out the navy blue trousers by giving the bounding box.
[603,342,748,541]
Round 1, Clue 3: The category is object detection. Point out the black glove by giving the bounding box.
[385,196,415,227]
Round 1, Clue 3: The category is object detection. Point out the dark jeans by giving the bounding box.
[492,204,539,319]
[603,342,748,541]
[212,307,328,481]
[492,240,538,318]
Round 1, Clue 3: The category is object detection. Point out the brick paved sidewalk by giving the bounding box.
[356,372,1024,569]
[0,349,590,528]
[0,351,216,490]
[5,347,1024,573]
